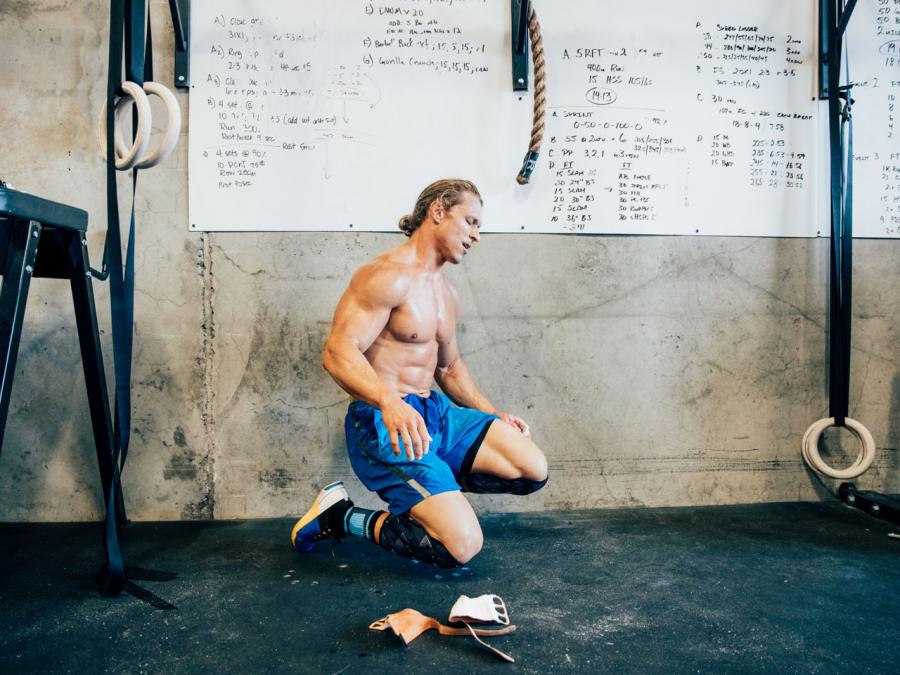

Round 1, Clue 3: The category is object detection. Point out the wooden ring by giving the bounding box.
[97,81,151,170]
[114,82,181,169]
[801,417,875,479]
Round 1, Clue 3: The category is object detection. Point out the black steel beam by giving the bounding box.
[511,0,529,91]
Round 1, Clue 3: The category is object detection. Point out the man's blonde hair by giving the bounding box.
[398,179,482,237]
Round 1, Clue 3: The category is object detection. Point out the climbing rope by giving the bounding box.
[516,3,546,185]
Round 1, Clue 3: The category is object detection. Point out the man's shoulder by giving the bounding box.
[354,253,420,284]
[349,257,417,307]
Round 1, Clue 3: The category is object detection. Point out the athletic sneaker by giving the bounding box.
[291,481,352,552]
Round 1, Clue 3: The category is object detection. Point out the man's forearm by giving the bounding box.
[323,341,399,409]
[435,358,496,414]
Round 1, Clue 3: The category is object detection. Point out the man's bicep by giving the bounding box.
[327,264,407,353]
[329,291,392,354]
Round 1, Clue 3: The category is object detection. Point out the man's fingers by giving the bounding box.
[500,412,530,436]
[389,430,401,456]
[400,428,415,460]
[410,426,424,460]
[388,408,431,460]
[418,418,431,455]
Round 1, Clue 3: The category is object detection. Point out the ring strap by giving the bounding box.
[825,1,854,427]
[99,0,153,594]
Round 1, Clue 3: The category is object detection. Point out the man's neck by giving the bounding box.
[407,224,447,272]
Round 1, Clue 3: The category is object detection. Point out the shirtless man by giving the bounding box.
[291,179,548,568]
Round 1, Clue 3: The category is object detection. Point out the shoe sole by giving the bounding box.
[291,481,348,551]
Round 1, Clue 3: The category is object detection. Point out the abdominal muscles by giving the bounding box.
[364,332,439,395]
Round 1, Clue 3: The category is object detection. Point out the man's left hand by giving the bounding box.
[498,412,530,438]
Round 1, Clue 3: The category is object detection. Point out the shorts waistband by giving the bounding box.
[349,391,435,412]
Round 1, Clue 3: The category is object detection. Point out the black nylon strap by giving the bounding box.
[125,0,147,86]
[100,0,150,594]
[116,1,151,471]
[825,0,855,426]
[836,97,854,424]
[103,0,127,592]
[841,11,855,404]
[146,14,154,82]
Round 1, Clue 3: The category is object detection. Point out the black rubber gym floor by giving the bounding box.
[2,501,898,674]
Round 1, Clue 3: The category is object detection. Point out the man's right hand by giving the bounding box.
[381,397,432,460]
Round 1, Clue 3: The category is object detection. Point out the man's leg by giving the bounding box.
[461,420,549,494]
[292,485,480,568]
[345,491,482,567]
[401,491,482,564]
[340,491,480,568]
[294,395,493,568]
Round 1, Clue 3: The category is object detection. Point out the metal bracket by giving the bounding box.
[168,0,190,89]
[511,0,529,91]
[819,0,857,99]
[840,482,900,528]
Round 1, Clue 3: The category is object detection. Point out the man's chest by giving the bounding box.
[387,278,455,344]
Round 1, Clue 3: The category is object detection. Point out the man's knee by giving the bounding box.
[442,524,483,564]
[469,431,549,494]
[378,513,480,568]
[523,450,549,483]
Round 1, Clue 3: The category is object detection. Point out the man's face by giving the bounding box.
[434,192,482,264]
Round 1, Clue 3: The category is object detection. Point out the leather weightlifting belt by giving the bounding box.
[369,594,516,663]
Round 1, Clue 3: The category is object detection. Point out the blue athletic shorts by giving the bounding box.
[344,390,499,515]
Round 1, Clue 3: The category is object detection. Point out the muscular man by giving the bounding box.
[291,179,548,568]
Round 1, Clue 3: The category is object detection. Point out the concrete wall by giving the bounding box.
[1,2,897,522]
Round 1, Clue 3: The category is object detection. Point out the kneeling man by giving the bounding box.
[291,179,548,568]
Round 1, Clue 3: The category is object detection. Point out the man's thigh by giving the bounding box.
[470,420,548,481]
[346,399,463,514]
[350,448,462,516]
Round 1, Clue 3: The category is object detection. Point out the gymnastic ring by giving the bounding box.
[97,81,151,171]
[801,416,876,479]
[114,82,182,169]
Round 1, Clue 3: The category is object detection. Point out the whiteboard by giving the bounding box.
[845,0,900,238]
[188,0,827,236]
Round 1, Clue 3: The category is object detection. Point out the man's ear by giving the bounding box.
[430,201,443,223]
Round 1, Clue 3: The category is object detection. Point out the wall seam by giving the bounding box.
[199,232,217,518]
